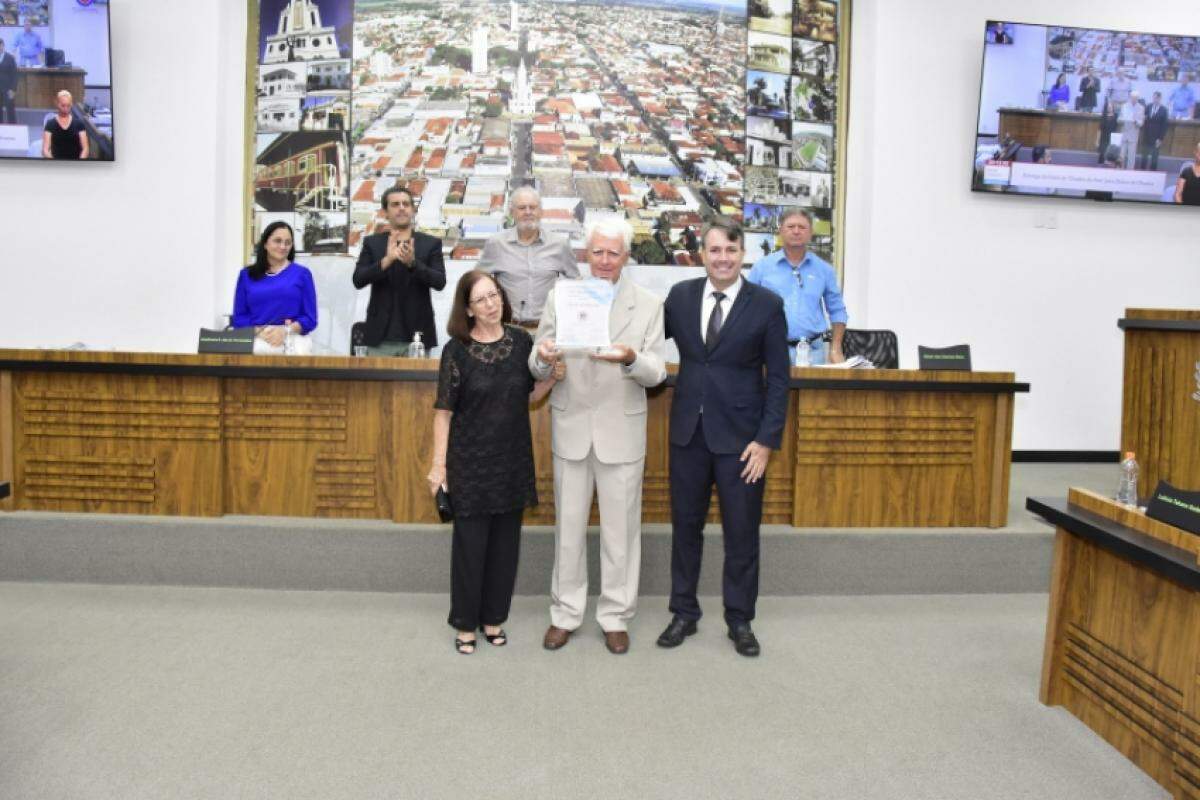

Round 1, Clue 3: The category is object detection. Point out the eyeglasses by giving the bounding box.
[470,291,502,306]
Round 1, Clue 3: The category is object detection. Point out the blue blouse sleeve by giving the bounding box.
[296,266,318,334]
[230,270,252,329]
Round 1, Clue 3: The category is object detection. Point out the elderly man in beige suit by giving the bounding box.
[530,217,667,654]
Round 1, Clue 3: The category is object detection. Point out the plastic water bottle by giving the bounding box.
[284,327,294,355]
[795,339,811,368]
[1115,451,1139,507]
[408,331,426,359]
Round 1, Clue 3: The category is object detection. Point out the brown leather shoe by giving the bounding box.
[604,630,630,655]
[543,625,573,651]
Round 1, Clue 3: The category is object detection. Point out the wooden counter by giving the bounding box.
[16,67,86,109]
[0,350,1028,527]
[1031,489,1200,799]
[999,108,1200,159]
[1119,309,1200,501]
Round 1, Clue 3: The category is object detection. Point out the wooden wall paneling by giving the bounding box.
[391,379,439,524]
[223,377,380,518]
[14,372,222,516]
[792,388,985,527]
[0,371,12,510]
[987,392,1014,527]
[327,379,393,519]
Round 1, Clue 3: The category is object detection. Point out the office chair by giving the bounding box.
[841,328,899,369]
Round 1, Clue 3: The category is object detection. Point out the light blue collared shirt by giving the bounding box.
[1171,84,1196,118]
[747,248,847,345]
[14,30,43,64]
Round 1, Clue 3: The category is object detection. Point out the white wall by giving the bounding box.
[0,0,245,353]
[843,0,1200,450]
[50,0,111,85]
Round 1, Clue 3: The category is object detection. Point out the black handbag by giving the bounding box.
[435,486,454,523]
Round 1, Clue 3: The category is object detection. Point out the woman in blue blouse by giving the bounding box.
[1047,73,1070,110]
[232,222,318,355]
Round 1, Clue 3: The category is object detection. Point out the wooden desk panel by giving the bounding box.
[1119,309,1200,501]
[792,374,1013,527]
[0,350,1025,528]
[1032,490,1200,799]
[16,67,86,109]
[999,108,1200,159]
[222,377,398,520]
[11,370,222,516]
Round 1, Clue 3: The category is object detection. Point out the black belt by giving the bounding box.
[788,331,831,345]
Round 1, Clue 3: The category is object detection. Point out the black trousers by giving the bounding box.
[0,94,14,125]
[668,419,765,626]
[1137,139,1161,171]
[448,508,523,632]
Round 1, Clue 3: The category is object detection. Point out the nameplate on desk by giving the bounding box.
[918,345,972,371]
[197,328,254,354]
[1146,480,1200,537]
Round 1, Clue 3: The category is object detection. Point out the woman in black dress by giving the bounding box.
[1176,142,1200,205]
[41,89,88,160]
[427,270,563,654]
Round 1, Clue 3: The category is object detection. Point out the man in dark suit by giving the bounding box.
[656,219,789,657]
[0,40,17,125]
[352,186,446,355]
[1139,91,1170,171]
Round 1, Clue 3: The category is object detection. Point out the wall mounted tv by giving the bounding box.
[972,21,1200,206]
[0,0,114,161]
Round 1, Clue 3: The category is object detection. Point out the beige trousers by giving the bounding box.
[550,449,645,633]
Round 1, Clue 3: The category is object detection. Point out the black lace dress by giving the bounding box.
[434,326,538,517]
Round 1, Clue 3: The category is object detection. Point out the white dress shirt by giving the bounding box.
[701,276,743,343]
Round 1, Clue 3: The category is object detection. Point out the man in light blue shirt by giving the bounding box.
[747,208,847,364]
[14,21,43,67]
[1170,79,1196,120]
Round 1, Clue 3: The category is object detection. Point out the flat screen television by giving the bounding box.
[0,0,114,161]
[972,21,1200,206]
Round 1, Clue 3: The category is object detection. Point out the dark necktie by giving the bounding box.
[706,292,726,350]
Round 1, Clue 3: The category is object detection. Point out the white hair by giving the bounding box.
[509,185,541,210]
[584,217,633,253]
[56,90,73,102]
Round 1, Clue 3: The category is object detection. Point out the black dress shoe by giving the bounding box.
[656,616,698,648]
[727,623,760,657]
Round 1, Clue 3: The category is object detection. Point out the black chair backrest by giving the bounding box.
[350,322,367,354]
[842,328,899,369]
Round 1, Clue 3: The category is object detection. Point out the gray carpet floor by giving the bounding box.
[0,583,1167,800]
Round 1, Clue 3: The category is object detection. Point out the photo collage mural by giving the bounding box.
[249,0,848,269]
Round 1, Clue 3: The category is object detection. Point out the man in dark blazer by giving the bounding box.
[352,186,446,354]
[656,219,789,657]
[1139,91,1170,171]
[0,40,17,125]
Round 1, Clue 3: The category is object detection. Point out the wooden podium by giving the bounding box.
[1119,309,1200,500]
[1031,489,1200,799]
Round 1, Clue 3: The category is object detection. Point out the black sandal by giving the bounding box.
[480,626,507,646]
[454,635,476,654]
